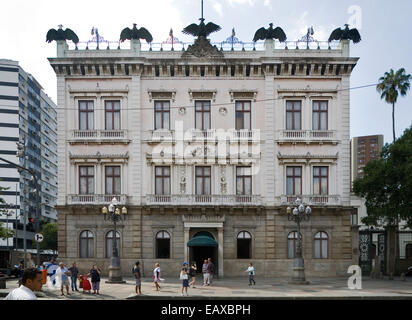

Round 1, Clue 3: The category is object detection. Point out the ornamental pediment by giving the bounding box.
[147,89,177,102]
[188,89,217,102]
[229,89,258,102]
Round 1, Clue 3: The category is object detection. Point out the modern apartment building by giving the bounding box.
[49,31,359,277]
[0,59,58,266]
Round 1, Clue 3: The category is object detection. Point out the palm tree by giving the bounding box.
[377,68,411,142]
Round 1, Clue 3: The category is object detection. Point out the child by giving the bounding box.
[81,274,91,293]
[245,262,256,285]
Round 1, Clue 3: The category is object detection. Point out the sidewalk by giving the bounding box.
[1,276,411,300]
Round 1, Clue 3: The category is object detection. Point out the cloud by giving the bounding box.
[227,0,257,7]
[212,1,224,17]
[287,11,331,42]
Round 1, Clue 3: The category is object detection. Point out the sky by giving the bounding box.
[0,0,411,144]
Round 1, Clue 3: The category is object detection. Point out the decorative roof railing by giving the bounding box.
[67,40,341,52]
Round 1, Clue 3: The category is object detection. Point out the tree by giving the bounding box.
[0,184,14,239]
[377,68,411,142]
[40,223,58,254]
[353,125,412,227]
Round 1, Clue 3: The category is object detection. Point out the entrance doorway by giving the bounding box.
[187,231,218,275]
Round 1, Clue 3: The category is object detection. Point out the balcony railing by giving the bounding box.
[145,194,262,206]
[69,130,129,143]
[277,130,337,142]
[145,129,260,143]
[280,195,341,206]
[67,194,128,205]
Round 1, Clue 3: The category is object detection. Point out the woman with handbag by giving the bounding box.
[180,262,189,296]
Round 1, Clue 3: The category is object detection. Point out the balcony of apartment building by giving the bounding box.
[144,194,262,207]
[277,129,337,144]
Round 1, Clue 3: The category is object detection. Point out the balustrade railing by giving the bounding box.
[145,194,262,206]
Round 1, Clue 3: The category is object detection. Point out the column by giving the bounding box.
[184,227,190,264]
[218,227,224,277]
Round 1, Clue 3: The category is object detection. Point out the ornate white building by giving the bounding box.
[49,32,359,277]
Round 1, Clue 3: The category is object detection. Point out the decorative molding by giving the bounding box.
[229,89,258,102]
[188,89,217,102]
[147,89,177,102]
[181,36,224,59]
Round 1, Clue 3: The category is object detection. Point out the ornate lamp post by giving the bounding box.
[287,197,311,284]
[101,197,127,283]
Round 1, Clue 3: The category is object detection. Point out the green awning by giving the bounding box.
[187,235,218,247]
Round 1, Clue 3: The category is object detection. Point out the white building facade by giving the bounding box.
[49,36,359,277]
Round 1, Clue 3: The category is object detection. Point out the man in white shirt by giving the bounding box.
[56,262,71,296]
[4,267,43,300]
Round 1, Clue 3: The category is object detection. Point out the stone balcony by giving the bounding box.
[276,130,338,144]
[144,129,261,144]
[279,195,341,206]
[67,194,128,205]
[144,194,263,206]
[68,130,130,144]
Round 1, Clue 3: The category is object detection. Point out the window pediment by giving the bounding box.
[148,89,176,102]
[229,89,258,102]
[188,89,217,102]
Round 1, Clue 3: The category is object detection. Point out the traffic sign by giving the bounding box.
[34,233,44,243]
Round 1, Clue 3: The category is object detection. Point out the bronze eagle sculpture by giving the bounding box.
[328,24,361,43]
[46,25,79,44]
[253,23,287,42]
[182,17,221,38]
[120,23,153,43]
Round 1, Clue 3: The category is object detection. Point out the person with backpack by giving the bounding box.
[180,262,189,296]
[133,261,142,295]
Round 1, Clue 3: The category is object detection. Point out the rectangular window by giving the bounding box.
[195,101,211,130]
[105,100,120,130]
[154,101,170,130]
[79,101,94,130]
[286,101,301,130]
[312,101,328,130]
[235,101,251,130]
[286,166,302,195]
[155,166,171,195]
[79,166,94,195]
[313,167,328,195]
[195,166,211,195]
[236,166,252,195]
[105,166,121,195]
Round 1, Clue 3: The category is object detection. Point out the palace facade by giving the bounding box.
[49,34,359,277]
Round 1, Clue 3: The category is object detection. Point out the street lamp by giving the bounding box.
[101,197,127,283]
[287,197,312,284]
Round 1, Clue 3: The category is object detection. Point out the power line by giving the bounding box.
[2,83,379,111]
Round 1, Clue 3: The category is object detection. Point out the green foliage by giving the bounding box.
[0,222,14,239]
[353,125,412,227]
[377,68,411,142]
[40,222,58,252]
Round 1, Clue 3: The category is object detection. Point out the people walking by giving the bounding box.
[180,262,189,296]
[202,259,209,286]
[133,261,142,295]
[189,262,197,288]
[245,262,256,285]
[4,267,43,300]
[88,264,101,294]
[56,262,71,296]
[207,258,215,286]
[68,262,79,292]
[153,263,161,291]
[46,258,58,287]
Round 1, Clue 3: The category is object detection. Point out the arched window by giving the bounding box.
[314,231,328,259]
[156,230,170,259]
[288,231,302,259]
[80,230,94,258]
[237,231,252,259]
[106,231,120,258]
[406,244,412,259]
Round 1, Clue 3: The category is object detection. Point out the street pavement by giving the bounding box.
[1,276,412,300]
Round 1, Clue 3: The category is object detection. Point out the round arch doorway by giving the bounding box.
[187,231,218,275]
